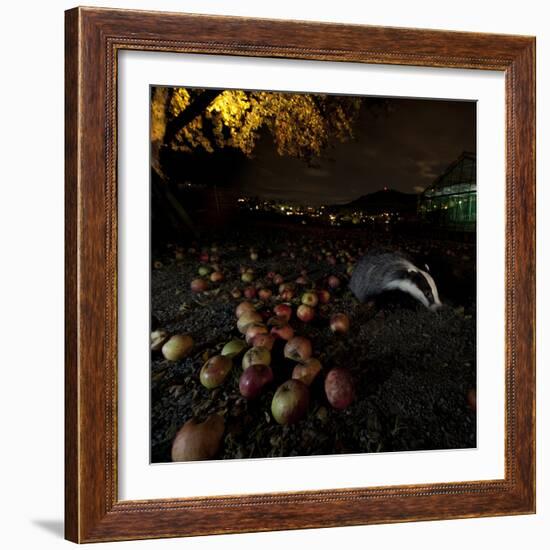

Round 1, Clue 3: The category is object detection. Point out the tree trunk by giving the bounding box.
[149,88,225,239]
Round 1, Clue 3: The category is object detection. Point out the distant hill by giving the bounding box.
[327,189,418,214]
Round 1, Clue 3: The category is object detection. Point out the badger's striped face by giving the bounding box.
[387,268,442,310]
[413,269,442,310]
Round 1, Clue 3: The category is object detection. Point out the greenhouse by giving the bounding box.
[418,152,476,231]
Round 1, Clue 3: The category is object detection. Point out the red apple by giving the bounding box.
[297,304,315,322]
[210,271,224,283]
[295,276,308,285]
[273,274,284,285]
[271,323,295,341]
[325,368,355,409]
[243,286,257,299]
[317,289,331,304]
[171,415,224,462]
[271,379,310,425]
[284,336,312,362]
[274,303,292,321]
[239,364,274,399]
[190,278,208,293]
[328,275,341,289]
[330,313,350,334]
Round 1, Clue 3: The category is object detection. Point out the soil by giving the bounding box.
[150,224,476,463]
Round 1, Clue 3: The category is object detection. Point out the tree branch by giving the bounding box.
[163,89,223,146]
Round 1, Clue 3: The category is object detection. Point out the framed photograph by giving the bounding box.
[65,7,536,543]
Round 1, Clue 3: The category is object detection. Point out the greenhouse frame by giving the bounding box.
[418,152,476,232]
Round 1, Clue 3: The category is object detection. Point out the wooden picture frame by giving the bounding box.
[65,6,536,543]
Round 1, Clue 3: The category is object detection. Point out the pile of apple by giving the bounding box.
[193,300,355,428]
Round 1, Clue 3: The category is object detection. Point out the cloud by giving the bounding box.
[415,159,441,179]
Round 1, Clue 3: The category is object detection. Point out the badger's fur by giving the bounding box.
[349,251,442,310]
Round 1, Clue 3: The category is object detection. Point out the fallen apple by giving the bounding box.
[236,301,255,318]
[301,292,319,307]
[171,415,225,462]
[284,336,312,362]
[231,288,242,299]
[241,272,255,283]
[200,355,233,389]
[242,346,271,370]
[190,278,208,293]
[274,303,292,321]
[324,368,354,409]
[237,311,263,334]
[330,313,350,334]
[250,333,275,351]
[245,322,269,345]
[243,286,257,299]
[198,265,211,276]
[271,379,310,425]
[297,304,315,322]
[161,334,194,361]
[328,275,341,289]
[292,358,322,386]
[280,288,294,301]
[278,283,293,294]
[151,329,169,351]
[210,271,224,283]
[221,339,247,358]
[239,364,274,399]
[270,323,294,341]
[317,289,331,304]
[258,288,272,301]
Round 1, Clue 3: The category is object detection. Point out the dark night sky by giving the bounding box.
[233,97,476,206]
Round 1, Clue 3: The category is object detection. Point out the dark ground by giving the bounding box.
[151,223,476,463]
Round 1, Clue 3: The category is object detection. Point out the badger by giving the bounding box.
[349,251,442,311]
